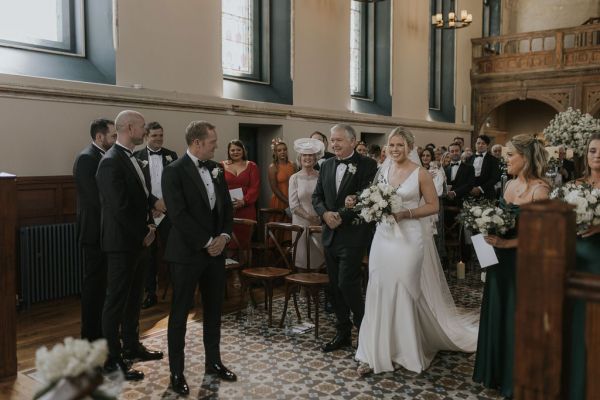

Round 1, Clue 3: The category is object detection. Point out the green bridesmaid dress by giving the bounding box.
[473,198,520,398]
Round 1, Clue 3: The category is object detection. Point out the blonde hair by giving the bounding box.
[388,126,415,149]
[583,132,600,177]
[507,134,548,180]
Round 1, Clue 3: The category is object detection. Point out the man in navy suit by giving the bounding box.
[134,121,178,309]
[73,118,116,341]
[468,135,500,200]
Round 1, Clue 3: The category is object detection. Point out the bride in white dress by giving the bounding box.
[355,127,478,375]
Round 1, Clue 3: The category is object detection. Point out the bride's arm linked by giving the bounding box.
[393,168,439,222]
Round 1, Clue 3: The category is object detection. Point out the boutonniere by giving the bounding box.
[165,155,173,163]
[137,159,149,169]
[211,167,221,180]
[347,164,357,175]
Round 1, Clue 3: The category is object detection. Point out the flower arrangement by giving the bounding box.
[550,182,600,232]
[542,107,600,156]
[34,338,115,399]
[352,182,403,224]
[347,164,357,175]
[458,199,516,236]
[211,167,221,180]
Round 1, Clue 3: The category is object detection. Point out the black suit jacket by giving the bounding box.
[133,147,178,195]
[96,145,158,252]
[445,162,475,201]
[161,154,233,265]
[312,152,378,247]
[561,159,576,181]
[73,144,104,246]
[470,153,501,200]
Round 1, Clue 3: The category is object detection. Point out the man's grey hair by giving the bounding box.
[330,124,357,141]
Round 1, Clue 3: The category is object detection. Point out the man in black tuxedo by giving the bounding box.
[558,145,576,182]
[134,121,178,309]
[73,118,116,341]
[312,124,378,353]
[468,135,500,200]
[162,121,235,396]
[445,142,475,206]
[96,110,165,381]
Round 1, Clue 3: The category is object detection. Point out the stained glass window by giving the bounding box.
[350,1,367,96]
[222,0,256,78]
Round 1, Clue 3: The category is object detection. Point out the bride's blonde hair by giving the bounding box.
[388,126,415,149]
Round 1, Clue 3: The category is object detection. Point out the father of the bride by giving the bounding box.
[312,124,377,352]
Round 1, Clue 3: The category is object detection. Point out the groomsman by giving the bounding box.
[312,124,378,353]
[445,142,475,206]
[134,121,178,309]
[96,110,165,380]
[73,118,116,341]
[162,121,235,396]
[468,135,500,200]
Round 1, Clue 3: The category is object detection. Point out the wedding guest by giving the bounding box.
[221,140,260,250]
[568,132,600,400]
[473,134,550,398]
[368,144,381,162]
[421,148,447,259]
[73,118,116,341]
[491,144,503,159]
[310,131,335,169]
[439,145,448,153]
[289,138,325,269]
[420,148,435,169]
[416,146,424,158]
[134,121,178,310]
[433,148,443,163]
[558,145,576,182]
[468,135,501,200]
[268,138,296,216]
[355,141,368,157]
[463,146,474,160]
[445,143,474,205]
[441,151,452,169]
[425,143,436,150]
[453,136,465,149]
[379,145,387,166]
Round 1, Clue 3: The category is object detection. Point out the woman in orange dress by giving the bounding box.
[268,139,296,215]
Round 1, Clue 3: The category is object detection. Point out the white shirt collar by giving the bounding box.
[91,142,106,155]
[147,146,162,153]
[115,140,134,155]
[337,151,355,161]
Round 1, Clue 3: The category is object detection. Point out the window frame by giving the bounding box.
[350,1,373,99]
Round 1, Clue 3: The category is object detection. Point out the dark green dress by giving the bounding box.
[569,234,600,400]
[473,198,520,398]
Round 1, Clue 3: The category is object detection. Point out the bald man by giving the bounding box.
[96,110,165,380]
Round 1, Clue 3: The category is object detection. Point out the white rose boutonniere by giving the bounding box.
[347,164,357,175]
[137,159,149,169]
[165,155,173,163]
[211,167,221,180]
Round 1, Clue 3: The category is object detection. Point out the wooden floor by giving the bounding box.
[0,275,272,399]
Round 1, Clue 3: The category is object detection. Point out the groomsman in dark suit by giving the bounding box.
[445,142,475,206]
[96,110,165,381]
[162,121,235,396]
[312,124,378,353]
[73,118,116,341]
[468,135,500,200]
[134,121,178,309]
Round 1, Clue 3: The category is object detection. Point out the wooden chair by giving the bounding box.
[224,218,257,297]
[279,225,329,338]
[239,222,304,327]
[250,208,286,266]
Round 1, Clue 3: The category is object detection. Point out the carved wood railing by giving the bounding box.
[472,22,600,75]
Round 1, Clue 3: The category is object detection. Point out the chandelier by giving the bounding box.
[431,9,473,29]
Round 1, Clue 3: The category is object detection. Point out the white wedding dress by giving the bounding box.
[355,157,478,374]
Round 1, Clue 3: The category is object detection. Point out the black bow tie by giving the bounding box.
[451,162,460,166]
[198,159,211,169]
[335,158,351,166]
[148,149,162,156]
[475,153,484,158]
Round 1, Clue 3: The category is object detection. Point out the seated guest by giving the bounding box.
[355,141,368,157]
[468,135,501,200]
[367,144,381,163]
[289,138,325,269]
[310,131,334,169]
[268,138,296,216]
[491,144,503,159]
[221,140,260,251]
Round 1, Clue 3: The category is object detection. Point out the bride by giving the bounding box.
[354,127,478,375]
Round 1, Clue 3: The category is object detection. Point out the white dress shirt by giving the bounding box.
[473,152,486,177]
[335,152,354,193]
[450,161,461,181]
[147,147,164,198]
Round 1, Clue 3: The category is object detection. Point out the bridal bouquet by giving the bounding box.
[34,338,116,399]
[550,182,600,231]
[353,182,403,224]
[458,199,516,236]
[542,107,600,156]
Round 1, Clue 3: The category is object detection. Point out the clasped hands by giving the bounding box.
[143,224,157,247]
[207,235,227,257]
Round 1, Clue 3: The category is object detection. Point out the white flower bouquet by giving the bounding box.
[458,199,517,236]
[543,107,600,156]
[34,338,116,399]
[352,182,403,224]
[550,182,600,232]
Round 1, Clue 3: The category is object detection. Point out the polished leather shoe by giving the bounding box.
[103,358,144,381]
[170,373,190,396]
[141,293,158,309]
[123,343,164,362]
[321,334,352,353]
[205,362,237,381]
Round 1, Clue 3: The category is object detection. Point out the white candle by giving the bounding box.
[448,12,455,21]
[461,10,468,21]
[449,20,455,27]
[466,14,473,23]
[457,261,466,279]
[432,15,437,25]
[436,13,443,22]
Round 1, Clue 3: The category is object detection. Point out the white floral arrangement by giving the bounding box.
[458,199,516,236]
[352,183,403,224]
[347,164,357,175]
[137,159,149,169]
[211,167,221,179]
[550,181,600,232]
[34,338,114,399]
[165,155,173,163]
[543,107,600,156]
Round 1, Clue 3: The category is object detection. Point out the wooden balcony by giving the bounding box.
[472,21,600,76]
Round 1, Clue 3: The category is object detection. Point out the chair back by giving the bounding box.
[229,218,257,267]
[257,208,286,244]
[264,222,304,271]
[305,225,326,272]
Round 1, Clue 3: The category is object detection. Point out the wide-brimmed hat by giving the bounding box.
[294,138,325,159]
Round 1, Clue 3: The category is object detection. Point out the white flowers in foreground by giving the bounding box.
[550,182,600,231]
[543,107,600,156]
[459,199,516,236]
[354,183,403,224]
[35,337,108,384]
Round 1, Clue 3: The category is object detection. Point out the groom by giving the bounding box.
[312,124,378,352]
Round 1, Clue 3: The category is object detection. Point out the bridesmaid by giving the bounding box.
[221,140,260,250]
[473,134,550,398]
[569,132,600,400]
[268,138,296,217]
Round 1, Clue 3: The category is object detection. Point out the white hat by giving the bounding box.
[294,138,325,159]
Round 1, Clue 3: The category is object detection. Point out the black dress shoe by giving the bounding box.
[141,293,157,309]
[103,358,144,381]
[170,373,190,396]
[321,333,352,353]
[205,362,237,381]
[123,343,164,362]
